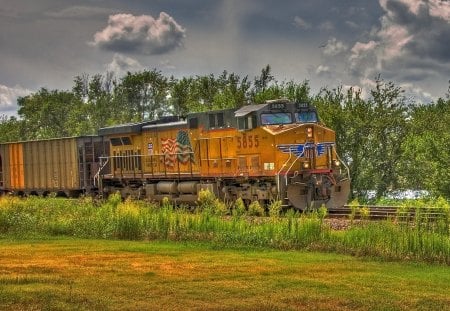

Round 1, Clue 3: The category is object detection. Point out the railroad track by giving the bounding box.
[327,205,448,221]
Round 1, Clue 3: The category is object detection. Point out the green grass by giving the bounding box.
[0,238,449,311]
[0,195,449,264]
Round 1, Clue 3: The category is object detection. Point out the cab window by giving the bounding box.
[260,113,292,125]
[295,111,318,123]
[238,114,257,130]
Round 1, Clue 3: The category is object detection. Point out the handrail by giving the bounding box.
[335,152,351,181]
[284,151,305,186]
[276,151,292,197]
[94,156,109,187]
[96,152,198,179]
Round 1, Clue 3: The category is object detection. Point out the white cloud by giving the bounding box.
[0,84,32,116]
[381,0,450,20]
[91,12,186,55]
[349,40,378,59]
[428,0,450,20]
[400,82,435,103]
[293,16,311,29]
[322,37,348,56]
[348,41,380,76]
[346,0,450,93]
[342,84,368,99]
[106,53,143,76]
[319,21,334,31]
[378,22,413,60]
[315,65,330,75]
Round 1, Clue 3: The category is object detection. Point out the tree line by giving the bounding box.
[1,65,449,200]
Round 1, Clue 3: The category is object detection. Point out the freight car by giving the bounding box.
[97,99,350,210]
[0,136,109,197]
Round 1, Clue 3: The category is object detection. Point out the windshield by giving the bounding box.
[295,111,318,123]
[261,113,293,125]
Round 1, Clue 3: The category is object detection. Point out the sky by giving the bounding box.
[1,0,449,116]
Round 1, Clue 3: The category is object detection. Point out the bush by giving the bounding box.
[115,199,143,240]
[247,201,264,216]
[268,200,282,217]
[212,199,229,216]
[197,189,216,210]
[233,198,246,217]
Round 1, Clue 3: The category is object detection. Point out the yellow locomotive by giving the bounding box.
[98,99,350,209]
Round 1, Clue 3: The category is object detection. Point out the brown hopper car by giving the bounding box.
[0,136,108,196]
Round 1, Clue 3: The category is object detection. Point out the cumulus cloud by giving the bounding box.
[0,84,31,116]
[346,0,450,96]
[91,12,186,55]
[106,53,143,76]
[322,37,348,56]
[315,65,330,76]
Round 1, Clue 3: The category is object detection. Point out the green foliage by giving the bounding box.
[107,192,122,208]
[17,88,83,139]
[247,201,264,216]
[211,199,229,216]
[400,98,450,198]
[197,189,229,215]
[0,115,23,143]
[197,188,216,209]
[115,199,143,240]
[317,205,328,220]
[233,198,246,217]
[268,200,282,217]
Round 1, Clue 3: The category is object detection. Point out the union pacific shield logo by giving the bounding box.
[277,142,334,157]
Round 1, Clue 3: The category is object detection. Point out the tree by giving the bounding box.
[0,115,24,143]
[314,78,411,200]
[367,77,410,197]
[401,98,450,197]
[117,69,170,121]
[253,64,274,93]
[169,76,193,116]
[17,88,82,139]
[212,71,250,110]
[314,86,372,198]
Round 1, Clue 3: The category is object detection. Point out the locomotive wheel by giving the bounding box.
[287,179,350,210]
[286,183,310,211]
[328,178,350,208]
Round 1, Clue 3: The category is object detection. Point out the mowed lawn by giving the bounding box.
[0,239,449,311]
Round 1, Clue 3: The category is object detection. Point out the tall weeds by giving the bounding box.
[0,195,449,264]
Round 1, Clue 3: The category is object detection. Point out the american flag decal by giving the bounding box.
[176,130,195,164]
[161,130,194,167]
[161,138,177,167]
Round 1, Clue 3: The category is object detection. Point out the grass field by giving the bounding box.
[1,238,449,311]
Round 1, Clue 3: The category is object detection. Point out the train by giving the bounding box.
[0,99,350,210]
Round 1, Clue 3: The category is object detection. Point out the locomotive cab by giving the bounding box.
[233,99,350,209]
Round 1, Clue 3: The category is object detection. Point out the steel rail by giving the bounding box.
[326,205,449,221]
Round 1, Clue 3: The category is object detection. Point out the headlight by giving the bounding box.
[333,160,340,167]
[306,127,313,138]
[302,162,310,169]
